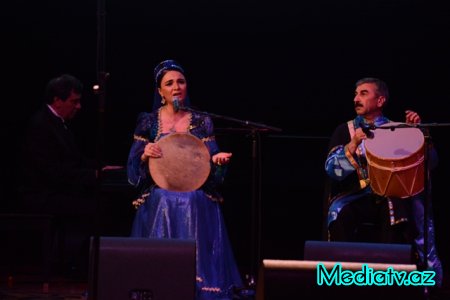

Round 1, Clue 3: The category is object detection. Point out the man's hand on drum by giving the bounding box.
[346,128,367,154]
[405,110,421,124]
[141,143,162,161]
[212,152,232,166]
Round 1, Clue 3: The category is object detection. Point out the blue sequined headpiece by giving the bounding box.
[154,59,185,87]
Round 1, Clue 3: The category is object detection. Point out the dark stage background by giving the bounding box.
[1,0,450,282]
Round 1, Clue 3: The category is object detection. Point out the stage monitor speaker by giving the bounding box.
[256,259,423,300]
[88,236,196,300]
[304,240,414,264]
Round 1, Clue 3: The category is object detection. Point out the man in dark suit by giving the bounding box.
[20,74,98,278]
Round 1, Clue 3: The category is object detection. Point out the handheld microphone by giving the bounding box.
[173,97,180,112]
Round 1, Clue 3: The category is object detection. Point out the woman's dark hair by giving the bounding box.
[154,59,185,88]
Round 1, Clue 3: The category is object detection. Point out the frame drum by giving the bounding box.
[365,122,424,198]
[149,133,211,192]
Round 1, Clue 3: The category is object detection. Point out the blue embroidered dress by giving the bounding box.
[127,108,243,299]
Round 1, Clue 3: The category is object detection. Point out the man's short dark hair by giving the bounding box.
[356,77,389,101]
[45,74,83,104]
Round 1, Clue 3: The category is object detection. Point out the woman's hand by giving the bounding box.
[141,143,162,161]
[212,152,232,166]
[405,110,421,124]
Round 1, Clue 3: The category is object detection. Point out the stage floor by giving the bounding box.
[1,274,450,300]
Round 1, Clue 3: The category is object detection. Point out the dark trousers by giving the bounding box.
[329,194,414,244]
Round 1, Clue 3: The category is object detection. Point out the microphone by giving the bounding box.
[173,97,180,112]
[177,102,191,112]
[359,121,374,138]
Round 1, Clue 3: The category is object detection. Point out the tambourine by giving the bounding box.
[149,133,211,192]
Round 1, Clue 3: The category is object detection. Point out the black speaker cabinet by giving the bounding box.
[256,241,424,300]
[304,240,414,264]
[88,237,196,300]
[256,259,424,300]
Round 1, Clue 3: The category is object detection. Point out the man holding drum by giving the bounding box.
[324,77,442,286]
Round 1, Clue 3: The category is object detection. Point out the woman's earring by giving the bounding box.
[161,97,166,105]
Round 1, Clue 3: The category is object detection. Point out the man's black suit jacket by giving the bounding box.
[20,105,97,215]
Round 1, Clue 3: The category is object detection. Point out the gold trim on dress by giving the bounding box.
[133,135,149,143]
[201,136,215,142]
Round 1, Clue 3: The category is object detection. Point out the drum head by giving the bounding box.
[149,133,211,192]
[365,122,424,159]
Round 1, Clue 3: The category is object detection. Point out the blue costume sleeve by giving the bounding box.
[127,112,152,188]
[201,116,227,186]
[324,145,357,181]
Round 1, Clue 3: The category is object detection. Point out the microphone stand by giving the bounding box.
[181,106,281,290]
[180,106,282,133]
[89,1,108,299]
[371,122,450,299]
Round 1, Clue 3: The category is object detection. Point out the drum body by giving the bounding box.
[149,133,211,192]
[364,122,424,198]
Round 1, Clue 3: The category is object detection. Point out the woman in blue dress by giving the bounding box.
[127,59,243,300]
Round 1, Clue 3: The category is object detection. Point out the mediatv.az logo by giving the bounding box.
[317,263,436,286]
